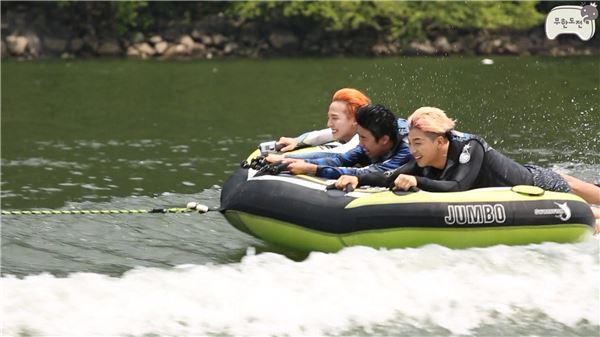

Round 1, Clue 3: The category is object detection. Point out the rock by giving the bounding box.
[514,36,531,51]
[25,33,41,57]
[154,41,168,54]
[542,37,559,49]
[223,42,238,54]
[477,38,502,54]
[69,38,84,52]
[127,46,141,58]
[97,40,121,56]
[212,34,227,46]
[163,44,189,58]
[149,35,163,44]
[372,43,391,55]
[43,37,68,53]
[200,35,213,46]
[180,35,195,49]
[191,29,205,40]
[135,42,155,56]
[407,40,436,55]
[549,47,567,56]
[433,36,452,53]
[6,35,28,55]
[268,30,299,51]
[450,39,465,53]
[503,42,520,54]
[191,42,206,55]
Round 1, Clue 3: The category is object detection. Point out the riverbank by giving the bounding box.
[2,5,599,60]
[4,27,598,61]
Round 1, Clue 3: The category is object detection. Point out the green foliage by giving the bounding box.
[228,1,545,41]
[112,1,149,35]
[2,1,547,40]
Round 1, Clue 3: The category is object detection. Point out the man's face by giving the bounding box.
[358,125,390,160]
[408,128,442,167]
[327,101,356,142]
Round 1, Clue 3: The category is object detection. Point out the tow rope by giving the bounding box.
[1,202,216,216]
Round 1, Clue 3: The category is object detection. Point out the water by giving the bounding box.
[1,57,599,336]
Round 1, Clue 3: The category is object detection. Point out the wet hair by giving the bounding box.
[407,107,456,136]
[356,104,398,142]
[332,88,371,119]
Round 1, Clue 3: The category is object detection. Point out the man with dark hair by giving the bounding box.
[284,104,412,179]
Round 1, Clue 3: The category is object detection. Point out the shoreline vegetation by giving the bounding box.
[2,1,599,60]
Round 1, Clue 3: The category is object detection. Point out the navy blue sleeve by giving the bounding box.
[304,146,366,168]
[316,143,413,179]
[286,151,342,160]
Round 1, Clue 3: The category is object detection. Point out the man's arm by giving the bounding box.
[315,144,412,180]
[358,160,419,187]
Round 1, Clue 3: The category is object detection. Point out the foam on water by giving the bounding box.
[3,241,599,336]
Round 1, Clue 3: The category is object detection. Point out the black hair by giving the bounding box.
[356,104,398,142]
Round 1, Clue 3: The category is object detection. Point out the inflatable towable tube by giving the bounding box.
[220,150,595,252]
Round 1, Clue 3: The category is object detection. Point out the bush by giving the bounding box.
[228,1,545,41]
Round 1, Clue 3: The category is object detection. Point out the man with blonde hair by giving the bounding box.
[334,106,600,232]
[407,106,456,134]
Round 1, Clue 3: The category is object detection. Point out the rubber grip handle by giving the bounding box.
[344,183,354,193]
[325,183,354,193]
[325,183,337,190]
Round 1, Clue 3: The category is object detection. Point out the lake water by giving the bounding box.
[1,57,599,336]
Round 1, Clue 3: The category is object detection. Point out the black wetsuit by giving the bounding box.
[358,135,570,192]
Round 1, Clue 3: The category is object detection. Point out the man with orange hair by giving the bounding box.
[275,88,370,154]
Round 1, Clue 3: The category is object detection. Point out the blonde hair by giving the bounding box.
[407,107,455,134]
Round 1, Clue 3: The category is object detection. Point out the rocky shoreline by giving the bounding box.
[2,13,599,60]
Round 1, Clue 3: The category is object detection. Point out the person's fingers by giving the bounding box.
[351,178,359,189]
[335,176,348,190]
[277,137,298,152]
[280,144,295,152]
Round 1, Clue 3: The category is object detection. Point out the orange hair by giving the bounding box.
[332,88,371,119]
[408,107,456,134]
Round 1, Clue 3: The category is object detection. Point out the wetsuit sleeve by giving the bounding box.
[284,137,358,160]
[304,147,368,179]
[357,160,419,187]
[296,128,335,146]
[415,140,485,192]
[304,145,364,168]
[314,143,413,179]
[285,151,341,160]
